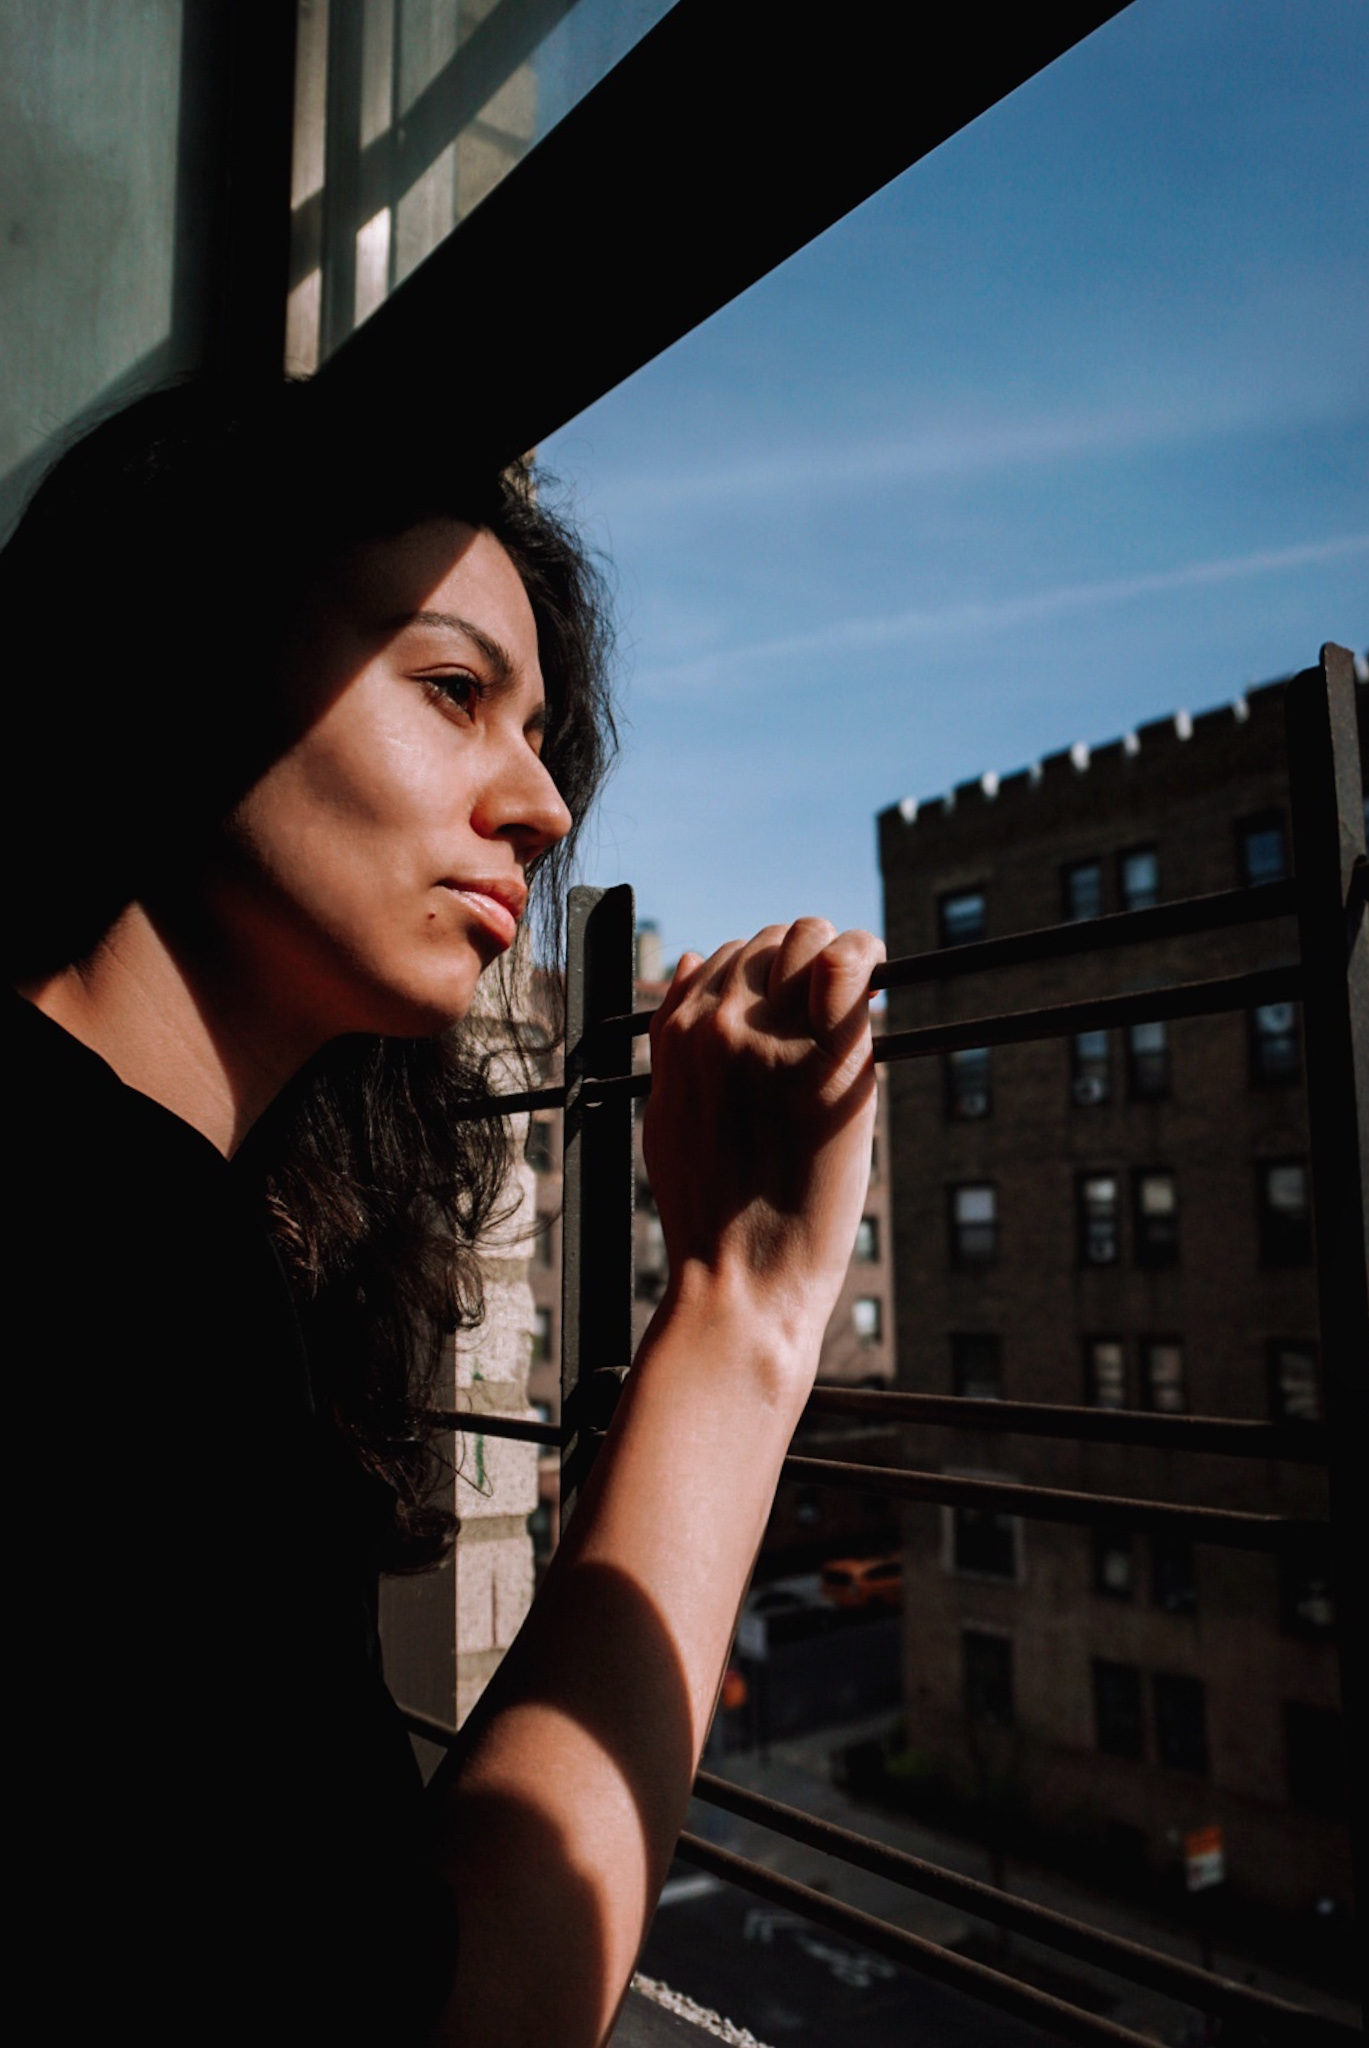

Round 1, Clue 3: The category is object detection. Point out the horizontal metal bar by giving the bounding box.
[675,1832,1159,2048]
[691,1773,1355,2045]
[802,1386,1328,1462]
[447,1082,567,1125]
[607,884,1298,1036]
[456,965,1303,1123]
[437,1410,563,1448]
[876,963,1301,1065]
[874,881,1299,991]
[395,1709,1278,2045]
[780,1454,1322,1551]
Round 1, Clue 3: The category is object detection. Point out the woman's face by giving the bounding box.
[198,518,573,1045]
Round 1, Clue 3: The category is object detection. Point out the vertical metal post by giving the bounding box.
[560,885,637,1532]
[319,0,367,361]
[172,0,300,385]
[1285,644,1368,1956]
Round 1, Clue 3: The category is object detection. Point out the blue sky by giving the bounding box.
[541,0,1368,962]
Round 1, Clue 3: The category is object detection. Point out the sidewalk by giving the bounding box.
[687,1715,1361,2043]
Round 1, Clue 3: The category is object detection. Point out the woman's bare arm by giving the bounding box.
[425,918,883,2048]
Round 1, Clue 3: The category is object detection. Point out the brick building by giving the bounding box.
[876,671,1366,1915]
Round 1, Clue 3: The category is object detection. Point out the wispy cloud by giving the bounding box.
[571,391,1359,525]
[636,534,1369,693]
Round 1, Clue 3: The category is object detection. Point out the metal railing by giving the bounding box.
[417,645,1366,2046]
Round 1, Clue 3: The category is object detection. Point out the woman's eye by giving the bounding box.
[423,672,483,719]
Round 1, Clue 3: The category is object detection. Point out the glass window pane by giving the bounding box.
[1145,1341,1186,1412]
[289,0,677,370]
[952,1333,1002,1400]
[1119,847,1159,911]
[947,1044,991,1119]
[939,888,986,946]
[1252,1001,1299,1081]
[1087,1338,1127,1408]
[1072,1030,1111,1105]
[1241,818,1287,886]
[852,1296,882,1342]
[1,3,186,537]
[1063,859,1103,921]
[1268,1341,1320,1423]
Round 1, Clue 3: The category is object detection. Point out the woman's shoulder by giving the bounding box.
[4,986,227,1186]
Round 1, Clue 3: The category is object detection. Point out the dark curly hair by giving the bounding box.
[2,379,616,1568]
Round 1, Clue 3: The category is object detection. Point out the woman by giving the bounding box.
[5,382,882,2046]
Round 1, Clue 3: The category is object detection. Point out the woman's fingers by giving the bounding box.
[765,917,837,1022]
[807,928,885,1065]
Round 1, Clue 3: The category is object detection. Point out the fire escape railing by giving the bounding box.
[410,644,1366,2048]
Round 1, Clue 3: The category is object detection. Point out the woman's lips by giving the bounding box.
[443,882,523,949]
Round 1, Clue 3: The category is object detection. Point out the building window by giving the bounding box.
[1250,1001,1299,1082]
[951,1503,1018,1579]
[1279,1543,1335,1638]
[852,1296,883,1344]
[525,1118,553,1172]
[939,887,986,947]
[946,1044,992,1119]
[1133,1170,1178,1267]
[1258,1159,1313,1265]
[1143,1339,1186,1413]
[1094,1529,1134,1599]
[950,1183,998,1265]
[1094,1660,1144,1758]
[530,1306,552,1365]
[963,1630,1014,1725]
[854,1215,880,1262]
[870,1132,880,1180]
[1153,1673,1208,1774]
[952,1333,1003,1400]
[1126,1020,1169,1099]
[1239,812,1288,888]
[1150,1534,1196,1615]
[1063,859,1104,922]
[533,1214,556,1268]
[1285,1704,1344,1818]
[1077,1174,1120,1265]
[1119,846,1159,912]
[1086,1337,1128,1409]
[1071,1030,1111,1106]
[1268,1340,1321,1423]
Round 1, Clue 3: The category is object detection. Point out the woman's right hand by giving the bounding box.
[641,917,884,1385]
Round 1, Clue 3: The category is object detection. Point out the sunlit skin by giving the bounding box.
[22,517,885,2047]
[24,521,571,1153]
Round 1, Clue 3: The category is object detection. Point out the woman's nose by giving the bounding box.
[474,739,574,861]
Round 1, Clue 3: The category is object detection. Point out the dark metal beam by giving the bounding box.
[801,1384,1328,1461]
[780,1453,1321,1551]
[1285,645,1369,1950]
[690,1772,1356,2045]
[559,885,636,1530]
[313,0,1131,460]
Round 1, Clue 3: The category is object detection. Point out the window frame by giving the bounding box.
[1117,844,1160,913]
[1132,1168,1179,1269]
[949,1181,999,1267]
[1257,1157,1313,1266]
[938,886,988,949]
[1077,1172,1121,1266]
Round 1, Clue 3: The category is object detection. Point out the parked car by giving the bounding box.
[819,1553,903,1612]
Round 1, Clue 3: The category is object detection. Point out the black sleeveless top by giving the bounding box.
[7,993,456,2042]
